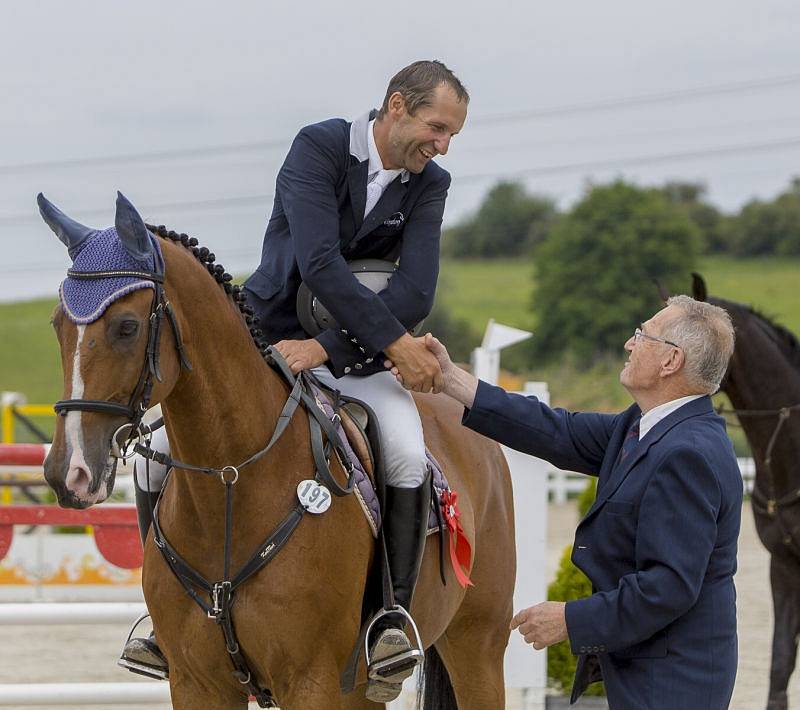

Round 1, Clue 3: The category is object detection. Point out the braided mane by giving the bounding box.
[145,223,271,359]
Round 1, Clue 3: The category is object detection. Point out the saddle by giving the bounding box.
[308,379,451,538]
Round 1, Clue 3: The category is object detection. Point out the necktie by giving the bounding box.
[618,419,641,464]
[364,169,397,218]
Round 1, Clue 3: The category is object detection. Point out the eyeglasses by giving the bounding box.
[633,327,681,349]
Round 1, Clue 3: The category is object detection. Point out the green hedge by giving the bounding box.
[547,478,605,696]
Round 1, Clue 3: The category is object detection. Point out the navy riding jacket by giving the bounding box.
[243,111,450,377]
[463,382,742,710]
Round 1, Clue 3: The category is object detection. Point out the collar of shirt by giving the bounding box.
[349,111,409,183]
[638,394,705,440]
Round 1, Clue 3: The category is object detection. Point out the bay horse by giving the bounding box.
[693,274,800,710]
[40,192,516,709]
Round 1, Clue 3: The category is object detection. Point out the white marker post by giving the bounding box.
[471,321,549,709]
[470,319,533,384]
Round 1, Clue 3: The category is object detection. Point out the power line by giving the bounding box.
[2,73,799,174]
[0,193,274,227]
[470,73,800,125]
[455,135,800,183]
[4,134,800,228]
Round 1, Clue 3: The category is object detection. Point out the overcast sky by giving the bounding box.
[2,0,799,301]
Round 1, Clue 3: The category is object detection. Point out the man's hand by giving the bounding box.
[383,333,443,393]
[510,602,568,650]
[273,339,328,374]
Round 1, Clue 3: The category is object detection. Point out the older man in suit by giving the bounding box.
[401,296,740,709]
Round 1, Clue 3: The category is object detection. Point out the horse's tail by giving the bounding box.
[418,645,457,710]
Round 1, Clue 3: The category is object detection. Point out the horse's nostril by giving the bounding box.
[65,463,92,498]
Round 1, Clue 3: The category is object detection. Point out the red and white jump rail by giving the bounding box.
[0,504,142,569]
[0,443,50,474]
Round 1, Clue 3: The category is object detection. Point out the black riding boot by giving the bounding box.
[366,471,432,702]
[118,478,169,679]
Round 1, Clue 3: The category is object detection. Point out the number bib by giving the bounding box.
[296,480,332,514]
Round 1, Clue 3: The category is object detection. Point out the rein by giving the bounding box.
[716,401,800,550]
[54,260,359,708]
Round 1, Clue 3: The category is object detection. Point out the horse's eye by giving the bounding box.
[119,320,139,338]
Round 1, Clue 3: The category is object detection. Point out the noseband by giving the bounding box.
[53,268,192,455]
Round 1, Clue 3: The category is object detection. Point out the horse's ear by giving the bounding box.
[652,278,670,304]
[691,272,707,302]
[114,192,153,262]
[37,193,95,259]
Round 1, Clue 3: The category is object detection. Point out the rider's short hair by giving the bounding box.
[662,295,735,394]
[377,60,469,119]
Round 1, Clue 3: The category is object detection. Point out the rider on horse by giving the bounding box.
[123,59,469,703]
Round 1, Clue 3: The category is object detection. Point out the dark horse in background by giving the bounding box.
[693,274,800,710]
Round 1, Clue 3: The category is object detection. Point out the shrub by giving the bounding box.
[547,478,605,696]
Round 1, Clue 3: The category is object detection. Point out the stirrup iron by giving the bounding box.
[364,606,424,679]
[117,611,169,681]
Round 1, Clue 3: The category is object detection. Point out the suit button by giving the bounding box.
[592,646,600,653]
[365,357,373,364]
[599,646,606,652]
[341,329,348,335]
[343,367,352,374]
[579,646,586,653]
[354,363,363,370]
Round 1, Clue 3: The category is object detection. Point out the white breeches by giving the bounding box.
[134,368,427,493]
[311,367,427,489]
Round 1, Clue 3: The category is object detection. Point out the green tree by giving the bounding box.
[725,177,800,256]
[443,181,557,258]
[532,181,700,362]
[658,181,727,254]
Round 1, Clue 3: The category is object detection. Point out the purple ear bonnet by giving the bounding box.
[59,227,163,324]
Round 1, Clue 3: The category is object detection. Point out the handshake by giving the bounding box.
[384,333,478,407]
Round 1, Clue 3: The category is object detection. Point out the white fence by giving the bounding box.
[548,457,756,504]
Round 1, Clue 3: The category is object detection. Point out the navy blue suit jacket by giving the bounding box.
[243,111,450,377]
[463,381,742,710]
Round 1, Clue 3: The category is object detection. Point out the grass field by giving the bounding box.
[437,255,800,336]
[1,255,797,446]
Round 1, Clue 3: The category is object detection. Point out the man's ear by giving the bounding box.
[660,347,685,378]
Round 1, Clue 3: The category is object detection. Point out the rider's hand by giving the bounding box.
[274,339,328,374]
[383,333,443,393]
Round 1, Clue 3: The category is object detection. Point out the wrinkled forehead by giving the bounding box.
[644,304,682,333]
[59,226,162,325]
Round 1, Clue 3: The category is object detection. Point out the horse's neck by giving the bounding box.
[157,253,304,551]
[724,348,800,491]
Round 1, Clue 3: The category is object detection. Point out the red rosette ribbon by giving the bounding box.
[441,489,474,588]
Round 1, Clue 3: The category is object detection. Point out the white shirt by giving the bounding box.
[638,395,705,440]
[363,119,402,217]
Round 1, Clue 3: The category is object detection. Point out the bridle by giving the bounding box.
[51,262,359,708]
[716,401,800,550]
[53,267,192,458]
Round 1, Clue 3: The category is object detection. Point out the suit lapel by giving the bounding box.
[585,396,713,518]
[350,175,408,246]
[346,159,369,235]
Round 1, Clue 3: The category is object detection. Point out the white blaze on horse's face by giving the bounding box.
[63,324,109,505]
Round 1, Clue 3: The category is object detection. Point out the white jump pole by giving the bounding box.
[0,683,170,705]
[0,603,146,625]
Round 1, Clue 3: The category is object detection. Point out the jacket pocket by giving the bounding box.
[604,500,635,516]
[244,268,281,300]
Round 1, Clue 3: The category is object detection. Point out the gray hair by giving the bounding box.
[662,295,735,394]
[377,60,469,119]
